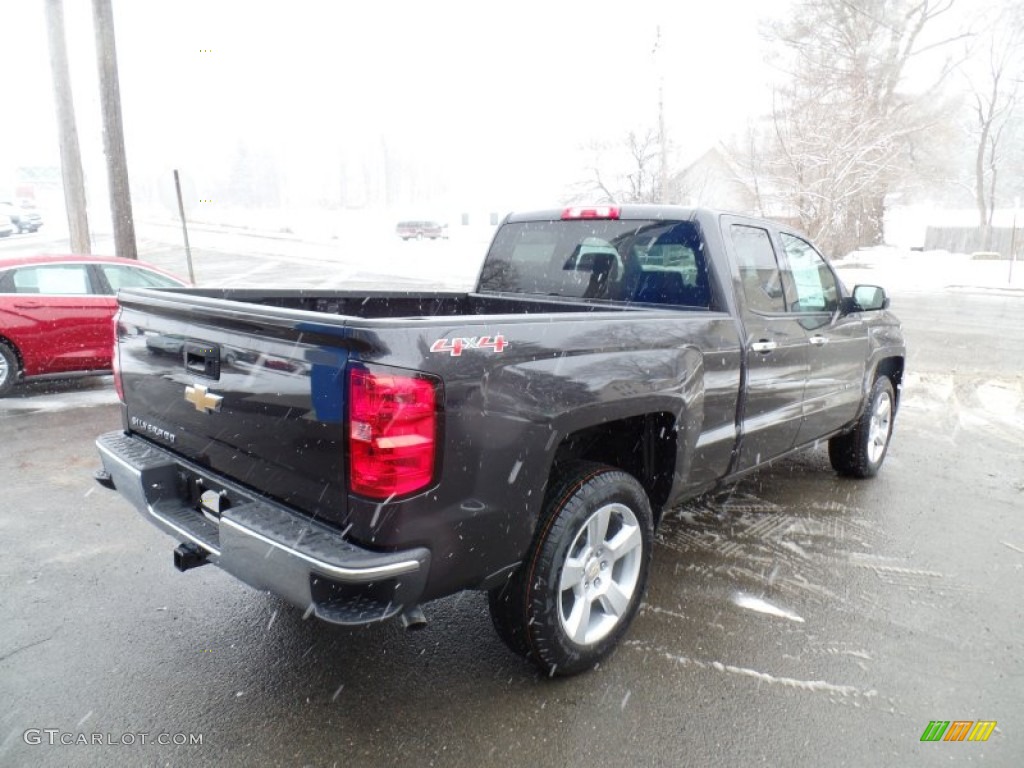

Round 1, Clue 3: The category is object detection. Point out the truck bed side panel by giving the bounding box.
[338,311,741,599]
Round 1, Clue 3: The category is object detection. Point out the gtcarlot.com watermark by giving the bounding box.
[23,729,203,747]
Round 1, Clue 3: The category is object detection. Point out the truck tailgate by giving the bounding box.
[115,295,350,524]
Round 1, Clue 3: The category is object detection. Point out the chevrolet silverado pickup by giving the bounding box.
[95,205,905,676]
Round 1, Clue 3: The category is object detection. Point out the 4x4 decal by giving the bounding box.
[430,335,508,357]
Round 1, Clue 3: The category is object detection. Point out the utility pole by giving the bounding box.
[44,0,91,254]
[92,0,137,259]
[654,25,668,203]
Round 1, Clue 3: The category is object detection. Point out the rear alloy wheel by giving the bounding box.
[829,376,895,478]
[488,462,653,677]
[0,342,20,396]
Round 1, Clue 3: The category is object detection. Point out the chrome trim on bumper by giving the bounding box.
[95,431,430,624]
[218,516,419,580]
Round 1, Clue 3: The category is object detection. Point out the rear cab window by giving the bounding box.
[479,218,713,308]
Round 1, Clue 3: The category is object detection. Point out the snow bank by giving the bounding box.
[833,247,1023,295]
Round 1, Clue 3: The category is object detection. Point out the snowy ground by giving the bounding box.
[833,246,1023,295]
[0,378,117,415]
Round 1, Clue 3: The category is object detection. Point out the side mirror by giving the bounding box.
[851,284,890,312]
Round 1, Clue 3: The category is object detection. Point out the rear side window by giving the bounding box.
[10,265,92,295]
[479,219,711,308]
[730,224,786,314]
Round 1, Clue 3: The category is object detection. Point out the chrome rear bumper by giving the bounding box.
[96,431,430,625]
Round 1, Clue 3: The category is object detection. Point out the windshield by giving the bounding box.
[478,219,711,308]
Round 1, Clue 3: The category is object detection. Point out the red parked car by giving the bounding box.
[0,254,189,396]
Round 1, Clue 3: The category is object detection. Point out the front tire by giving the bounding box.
[829,376,895,478]
[488,462,653,677]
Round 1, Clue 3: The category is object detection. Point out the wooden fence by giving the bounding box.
[924,226,1021,257]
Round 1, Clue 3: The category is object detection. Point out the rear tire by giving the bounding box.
[0,342,20,396]
[488,461,653,677]
[829,376,895,478]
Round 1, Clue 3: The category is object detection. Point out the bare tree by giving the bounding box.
[570,26,670,207]
[755,0,965,256]
[963,2,1024,249]
[623,129,661,203]
[571,129,663,205]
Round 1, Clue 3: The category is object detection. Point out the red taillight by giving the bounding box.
[348,367,439,499]
[561,205,620,220]
[112,314,124,403]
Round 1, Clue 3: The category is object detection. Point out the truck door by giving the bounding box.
[723,219,810,471]
[776,232,869,444]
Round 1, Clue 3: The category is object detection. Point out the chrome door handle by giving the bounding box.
[809,335,829,346]
[750,341,778,353]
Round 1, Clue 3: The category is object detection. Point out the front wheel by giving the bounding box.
[488,462,653,677]
[829,376,895,478]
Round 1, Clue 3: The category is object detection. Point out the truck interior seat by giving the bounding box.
[634,270,709,307]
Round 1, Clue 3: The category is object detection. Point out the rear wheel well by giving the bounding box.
[552,413,676,523]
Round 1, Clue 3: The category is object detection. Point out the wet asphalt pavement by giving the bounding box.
[1,288,1022,767]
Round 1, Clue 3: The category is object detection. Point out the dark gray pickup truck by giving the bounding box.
[95,205,905,676]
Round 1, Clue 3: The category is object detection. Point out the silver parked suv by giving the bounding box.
[0,201,42,233]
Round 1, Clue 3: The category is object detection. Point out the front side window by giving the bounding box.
[780,234,839,313]
[730,224,786,313]
[479,219,711,308]
[100,265,181,293]
[11,265,92,295]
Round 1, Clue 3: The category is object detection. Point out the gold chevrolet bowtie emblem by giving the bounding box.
[185,383,223,414]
